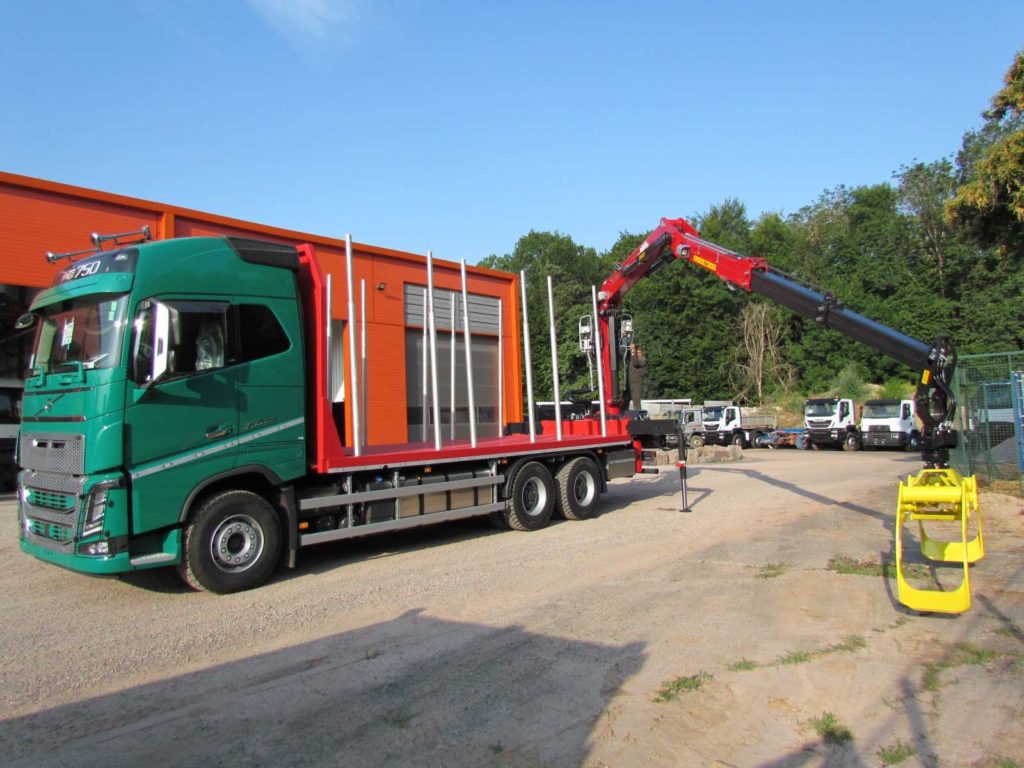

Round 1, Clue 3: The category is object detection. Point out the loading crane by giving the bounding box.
[597,217,983,613]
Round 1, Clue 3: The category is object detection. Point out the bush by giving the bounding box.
[833,363,869,401]
[881,378,914,399]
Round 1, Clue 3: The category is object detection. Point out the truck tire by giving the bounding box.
[177,490,281,594]
[555,456,602,521]
[504,461,554,532]
[688,434,704,449]
[906,432,921,452]
[843,431,861,451]
[731,432,746,449]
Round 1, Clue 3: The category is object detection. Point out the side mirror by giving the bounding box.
[15,312,37,330]
[578,315,593,353]
[152,301,170,383]
[619,313,633,350]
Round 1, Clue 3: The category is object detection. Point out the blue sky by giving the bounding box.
[2,1,1022,263]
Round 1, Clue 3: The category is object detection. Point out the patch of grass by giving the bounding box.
[921,642,1002,692]
[806,711,853,745]
[827,555,929,580]
[997,759,1022,768]
[778,649,813,666]
[756,562,788,579]
[489,743,504,754]
[922,661,946,693]
[727,658,758,672]
[879,740,918,765]
[995,625,1023,639]
[655,671,712,702]
[824,635,867,654]
[954,641,999,666]
[382,711,412,728]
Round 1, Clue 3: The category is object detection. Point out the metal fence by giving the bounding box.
[950,351,1024,491]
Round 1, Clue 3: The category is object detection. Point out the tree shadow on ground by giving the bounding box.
[0,610,646,768]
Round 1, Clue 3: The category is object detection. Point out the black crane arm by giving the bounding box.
[599,218,958,467]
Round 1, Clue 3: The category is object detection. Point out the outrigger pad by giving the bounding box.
[894,468,983,615]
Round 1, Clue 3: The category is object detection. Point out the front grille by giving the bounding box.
[868,425,888,432]
[19,433,85,474]
[29,489,76,511]
[29,519,74,542]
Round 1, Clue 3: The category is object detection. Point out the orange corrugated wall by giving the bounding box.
[0,171,524,444]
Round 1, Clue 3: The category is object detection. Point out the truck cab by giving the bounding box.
[17,236,307,577]
[804,397,860,451]
[676,406,705,448]
[860,398,920,451]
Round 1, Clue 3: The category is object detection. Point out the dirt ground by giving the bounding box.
[0,449,1021,768]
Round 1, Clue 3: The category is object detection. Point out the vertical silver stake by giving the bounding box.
[547,276,562,440]
[345,235,362,456]
[521,270,536,442]
[461,260,477,447]
[326,272,333,403]
[426,251,442,450]
[591,286,607,436]
[421,288,428,442]
[360,279,367,450]
[497,297,503,436]
[450,291,457,440]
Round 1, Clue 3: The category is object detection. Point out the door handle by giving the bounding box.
[205,426,234,440]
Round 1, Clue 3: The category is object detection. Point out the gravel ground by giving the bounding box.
[1,449,1022,768]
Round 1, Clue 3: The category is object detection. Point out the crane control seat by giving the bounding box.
[894,468,983,614]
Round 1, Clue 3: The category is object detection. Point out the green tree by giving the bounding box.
[946,49,1024,254]
[895,159,963,294]
[481,231,609,400]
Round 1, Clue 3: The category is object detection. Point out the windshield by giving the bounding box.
[805,402,837,418]
[863,402,900,419]
[30,294,129,374]
[703,406,724,420]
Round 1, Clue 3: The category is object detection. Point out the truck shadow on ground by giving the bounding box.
[684,464,893,524]
[0,609,646,768]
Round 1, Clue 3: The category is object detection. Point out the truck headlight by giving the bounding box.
[81,489,108,538]
[81,479,121,538]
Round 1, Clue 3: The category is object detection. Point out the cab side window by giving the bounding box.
[130,300,287,383]
[232,304,290,364]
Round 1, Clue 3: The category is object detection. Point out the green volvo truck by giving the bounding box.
[16,229,649,593]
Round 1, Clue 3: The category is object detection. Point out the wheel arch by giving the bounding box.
[179,465,284,524]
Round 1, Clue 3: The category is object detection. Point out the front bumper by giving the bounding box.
[862,431,908,448]
[19,536,133,574]
[18,469,133,574]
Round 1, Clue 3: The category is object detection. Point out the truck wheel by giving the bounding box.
[504,461,554,531]
[688,434,704,449]
[177,490,281,594]
[906,432,921,452]
[843,432,861,451]
[731,433,746,449]
[555,457,602,521]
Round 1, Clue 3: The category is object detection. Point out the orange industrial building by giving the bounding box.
[0,171,524,445]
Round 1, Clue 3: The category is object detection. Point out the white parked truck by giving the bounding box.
[859,398,921,451]
[702,402,778,448]
[804,397,860,451]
